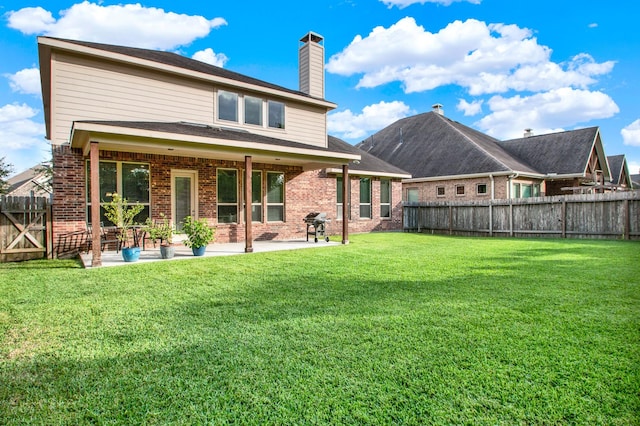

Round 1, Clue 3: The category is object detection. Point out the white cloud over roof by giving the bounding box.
[7,2,227,51]
[328,101,413,139]
[327,17,614,96]
[621,119,640,147]
[192,48,228,67]
[476,88,619,139]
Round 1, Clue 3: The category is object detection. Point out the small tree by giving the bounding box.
[102,193,144,247]
[0,156,14,195]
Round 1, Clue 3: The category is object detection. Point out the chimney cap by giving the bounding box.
[300,32,324,44]
[432,103,444,115]
[524,128,533,137]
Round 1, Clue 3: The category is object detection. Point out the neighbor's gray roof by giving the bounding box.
[498,127,600,175]
[356,111,538,178]
[631,174,640,189]
[607,154,626,185]
[328,136,411,177]
[40,37,321,101]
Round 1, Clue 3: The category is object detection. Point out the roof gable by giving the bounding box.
[498,127,603,176]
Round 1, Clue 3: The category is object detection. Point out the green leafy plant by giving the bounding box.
[102,192,144,247]
[143,213,173,246]
[181,215,215,248]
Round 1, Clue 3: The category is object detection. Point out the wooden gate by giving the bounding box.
[0,195,52,262]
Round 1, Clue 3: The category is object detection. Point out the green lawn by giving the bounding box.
[1,233,638,424]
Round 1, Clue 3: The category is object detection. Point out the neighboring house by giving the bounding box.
[358,106,611,201]
[5,165,52,198]
[606,154,632,190]
[38,33,407,265]
[631,172,640,190]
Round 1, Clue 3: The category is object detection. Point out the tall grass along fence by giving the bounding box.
[404,191,640,240]
[0,195,52,262]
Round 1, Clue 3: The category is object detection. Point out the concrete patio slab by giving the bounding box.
[79,239,339,268]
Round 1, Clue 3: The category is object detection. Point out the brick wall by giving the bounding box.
[51,147,404,254]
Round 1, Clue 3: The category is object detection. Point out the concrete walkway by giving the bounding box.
[79,239,339,268]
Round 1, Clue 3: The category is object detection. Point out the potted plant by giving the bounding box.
[143,213,175,259]
[102,192,144,262]
[182,216,215,256]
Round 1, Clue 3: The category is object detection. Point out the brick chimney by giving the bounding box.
[299,32,324,99]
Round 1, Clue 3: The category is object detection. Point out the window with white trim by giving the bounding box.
[336,176,343,220]
[251,170,262,222]
[244,96,263,126]
[436,186,445,197]
[380,179,391,218]
[266,172,284,221]
[268,101,285,129]
[359,177,371,219]
[218,90,238,122]
[406,188,419,202]
[456,185,465,196]
[86,161,150,225]
[217,169,238,223]
[477,183,488,195]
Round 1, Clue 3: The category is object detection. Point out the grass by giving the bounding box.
[0,233,638,424]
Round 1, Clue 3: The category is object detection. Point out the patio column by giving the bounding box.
[342,164,349,245]
[90,141,102,267]
[244,155,253,253]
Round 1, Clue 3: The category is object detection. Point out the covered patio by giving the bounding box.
[79,239,339,268]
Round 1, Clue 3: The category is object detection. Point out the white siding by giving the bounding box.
[51,53,214,145]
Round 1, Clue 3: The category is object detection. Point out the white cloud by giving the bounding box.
[328,101,413,140]
[475,88,619,139]
[192,48,228,67]
[0,103,48,173]
[621,119,640,147]
[6,68,42,96]
[589,23,598,28]
[627,160,639,175]
[457,99,483,116]
[381,0,480,7]
[327,17,615,95]
[7,2,227,50]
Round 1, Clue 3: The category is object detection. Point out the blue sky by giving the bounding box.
[1,0,639,177]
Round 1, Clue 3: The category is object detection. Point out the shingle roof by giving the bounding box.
[75,120,358,155]
[607,154,626,185]
[498,127,600,175]
[40,37,319,101]
[328,136,411,177]
[356,111,538,178]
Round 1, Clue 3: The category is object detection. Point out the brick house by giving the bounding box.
[38,33,408,266]
[358,105,611,202]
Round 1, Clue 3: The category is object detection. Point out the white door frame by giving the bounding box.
[171,169,198,230]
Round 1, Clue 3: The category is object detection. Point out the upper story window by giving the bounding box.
[244,96,263,126]
[268,101,285,129]
[218,90,238,122]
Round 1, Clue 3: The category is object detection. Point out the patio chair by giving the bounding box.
[86,222,121,253]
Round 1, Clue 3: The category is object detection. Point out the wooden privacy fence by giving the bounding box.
[0,195,52,262]
[403,192,640,240]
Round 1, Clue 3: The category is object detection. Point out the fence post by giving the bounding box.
[624,199,630,240]
[449,205,453,235]
[561,199,567,238]
[509,199,513,237]
[489,201,493,237]
[46,202,53,259]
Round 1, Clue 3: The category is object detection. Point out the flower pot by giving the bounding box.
[192,245,206,256]
[160,245,175,259]
[122,246,141,262]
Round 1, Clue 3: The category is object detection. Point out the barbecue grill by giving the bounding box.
[304,212,330,242]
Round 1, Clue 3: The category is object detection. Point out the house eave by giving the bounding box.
[325,167,412,179]
[70,122,359,168]
[403,171,545,183]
